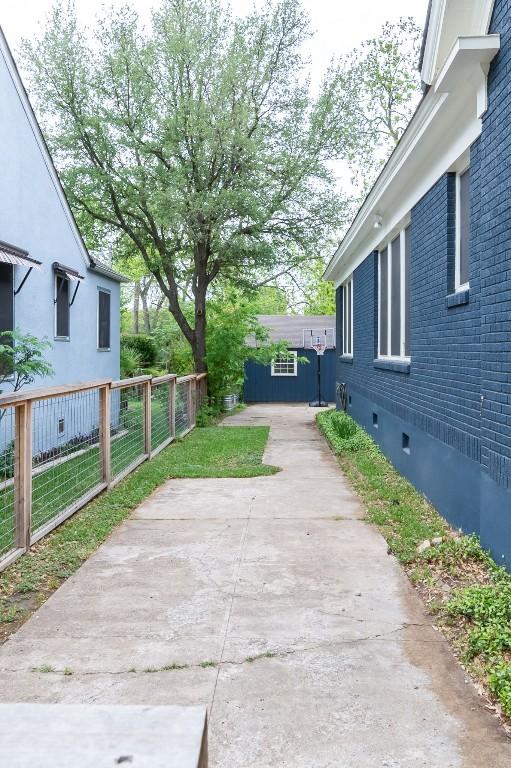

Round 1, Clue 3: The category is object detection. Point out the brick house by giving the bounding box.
[325,0,511,566]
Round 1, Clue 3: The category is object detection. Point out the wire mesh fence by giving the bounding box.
[31,389,103,537]
[110,382,146,481]
[0,406,15,558]
[0,372,205,572]
[151,378,174,454]
[175,379,191,437]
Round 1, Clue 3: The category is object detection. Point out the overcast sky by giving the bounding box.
[1,0,429,83]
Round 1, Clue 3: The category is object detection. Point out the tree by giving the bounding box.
[0,331,54,394]
[23,0,350,373]
[340,18,422,192]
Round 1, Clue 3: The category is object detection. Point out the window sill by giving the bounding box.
[97,348,111,352]
[339,355,354,364]
[373,359,410,374]
[54,336,70,342]
[446,288,470,307]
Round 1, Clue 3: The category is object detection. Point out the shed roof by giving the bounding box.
[248,315,335,348]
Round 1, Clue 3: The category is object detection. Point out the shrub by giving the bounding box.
[121,334,158,367]
[316,409,378,455]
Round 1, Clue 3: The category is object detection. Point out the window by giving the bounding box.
[378,226,410,359]
[456,168,470,290]
[98,289,111,350]
[0,263,14,375]
[55,274,70,339]
[271,351,297,376]
[342,276,353,357]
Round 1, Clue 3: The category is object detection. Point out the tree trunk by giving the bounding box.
[141,289,151,334]
[133,281,140,334]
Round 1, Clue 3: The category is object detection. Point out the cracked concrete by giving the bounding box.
[0,403,510,766]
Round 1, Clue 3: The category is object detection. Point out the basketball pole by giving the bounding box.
[309,349,328,408]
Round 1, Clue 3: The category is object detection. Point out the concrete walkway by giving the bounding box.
[0,404,510,766]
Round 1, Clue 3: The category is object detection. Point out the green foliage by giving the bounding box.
[316,408,378,455]
[23,0,350,369]
[205,294,289,400]
[152,312,194,376]
[120,344,142,379]
[301,259,336,315]
[121,334,158,367]
[340,18,422,192]
[489,664,511,715]
[0,330,54,393]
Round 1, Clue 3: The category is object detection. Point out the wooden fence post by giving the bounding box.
[143,379,152,455]
[14,401,32,551]
[99,385,111,486]
[169,377,176,439]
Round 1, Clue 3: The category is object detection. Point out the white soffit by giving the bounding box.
[421,0,496,85]
[325,33,500,288]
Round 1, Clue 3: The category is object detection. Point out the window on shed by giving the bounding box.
[342,276,353,356]
[0,264,14,375]
[456,168,470,289]
[55,274,70,339]
[98,289,111,350]
[271,351,297,376]
[378,226,410,360]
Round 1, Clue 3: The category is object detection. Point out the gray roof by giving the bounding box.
[248,315,335,348]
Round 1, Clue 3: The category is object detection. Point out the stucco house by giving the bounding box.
[0,27,123,396]
[325,1,511,565]
[244,315,336,403]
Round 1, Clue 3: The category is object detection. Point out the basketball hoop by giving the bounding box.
[311,337,326,356]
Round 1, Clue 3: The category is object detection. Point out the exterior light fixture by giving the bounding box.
[374,214,383,229]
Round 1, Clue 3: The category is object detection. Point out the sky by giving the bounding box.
[1,0,429,85]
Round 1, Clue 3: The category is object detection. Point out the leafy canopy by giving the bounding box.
[23,0,350,369]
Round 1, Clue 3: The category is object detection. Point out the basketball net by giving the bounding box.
[311,335,326,356]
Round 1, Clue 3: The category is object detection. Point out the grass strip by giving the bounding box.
[0,424,277,642]
[317,407,511,721]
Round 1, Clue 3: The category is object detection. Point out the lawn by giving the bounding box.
[317,407,511,721]
[0,422,278,640]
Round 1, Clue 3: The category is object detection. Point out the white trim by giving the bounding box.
[455,165,470,291]
[271,350,297,377]
[0,27,91,270]
[341,276,353,358]
[325,34,500,289]
[377,226,409,362]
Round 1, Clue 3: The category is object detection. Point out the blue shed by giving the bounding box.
[244,315,336,403]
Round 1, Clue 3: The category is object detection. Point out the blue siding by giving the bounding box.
[244,349,336,403]
[336,0,511,567]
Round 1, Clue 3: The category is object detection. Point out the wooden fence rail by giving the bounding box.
[0,373,207,573]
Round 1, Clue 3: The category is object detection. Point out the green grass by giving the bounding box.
[162,426,278,478]
[0,423,277,638]
[317,407,511,720]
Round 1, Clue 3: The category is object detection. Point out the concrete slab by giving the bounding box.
[0,404,509,767]
[0,704,207,767]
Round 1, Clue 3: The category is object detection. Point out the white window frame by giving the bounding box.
[271,350,297,377]
[342,275,353,358]
[378,227,410,362]
[97,287,111,351]
[54,273,70,341]
[455,166,470,292]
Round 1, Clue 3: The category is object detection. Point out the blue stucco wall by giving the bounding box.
[335,0,511,567]
[0,38,120,395]
[244,349,336,403]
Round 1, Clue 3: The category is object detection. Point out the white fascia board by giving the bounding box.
[421,0,447,86]
[0,27,91,270]
[325,34,500,289]
[435,35,501,93]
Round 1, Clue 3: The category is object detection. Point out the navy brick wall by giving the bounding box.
[337,172,481,465]
[477,0,511,486]
[335,0,511,561]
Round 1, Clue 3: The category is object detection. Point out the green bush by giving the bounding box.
[316,409,378,455]
[121,334,158,367]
